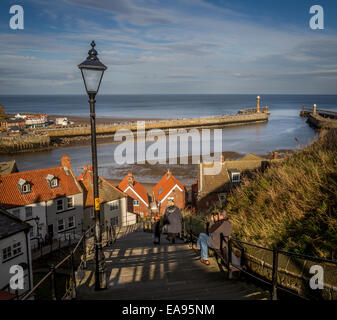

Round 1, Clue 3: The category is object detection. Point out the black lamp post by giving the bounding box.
[78,40,107,291]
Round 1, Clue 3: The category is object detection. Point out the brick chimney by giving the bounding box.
[61,155,71,170]
[256,96,260,113]
[167,168,172,177]
[127,172,134,186]
[273,152,278,160]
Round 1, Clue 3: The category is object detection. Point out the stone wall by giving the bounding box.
[307,114,337,129]
[36,113,269,138]
[0,135,50,153]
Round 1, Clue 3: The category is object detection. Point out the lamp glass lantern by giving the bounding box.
[78,41,107,96]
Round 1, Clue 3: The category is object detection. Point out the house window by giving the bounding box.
[232,173,240,182]
[46,174,59,188]
[25,207,33,219]
[68,216,75,229]
[90,208,95,219]
[2,246,12,261]
[51,178,58,188]
[133,200,139,206]
[30,229,34,239]
[12,242,22,256]
[22,183,31,193]
[67,196,74,209]
[109,200,119,211]
[111,217,118,226]
[58,219,65,231]
[56,199,64,211]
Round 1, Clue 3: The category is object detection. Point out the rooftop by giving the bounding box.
[0,160,18,176]
[0,156,81,209]
[118,173,149,206]
[153,170,185,202]
[0,207,30,240]
[78,166,126,208]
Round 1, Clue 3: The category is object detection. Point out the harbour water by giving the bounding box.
[1,94,336,185]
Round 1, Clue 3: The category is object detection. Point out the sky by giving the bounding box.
[0,0,337,95]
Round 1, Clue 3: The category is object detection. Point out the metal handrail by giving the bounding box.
[21,224,95,300]
[185,216,337,300]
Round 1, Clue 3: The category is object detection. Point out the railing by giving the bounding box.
[31,232,81,260]
[237,107,269,115]
[301,108,337,117]
[21,224,99,300]
[185,216,337,300]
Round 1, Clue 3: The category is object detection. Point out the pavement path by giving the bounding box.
[76,230,269,300]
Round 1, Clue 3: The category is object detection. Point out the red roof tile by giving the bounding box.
[118,173,149,206]
[0,166,81,209]
[153,171,185,202]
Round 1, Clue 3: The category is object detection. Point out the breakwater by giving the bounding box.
[300,107,337,130]
[0,135,51,154]
[1,111,269,153]
[38,112,269,138]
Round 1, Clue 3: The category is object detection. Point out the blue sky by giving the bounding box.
[0,0,337,94]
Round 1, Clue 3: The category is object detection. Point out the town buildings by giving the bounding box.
[0,155,84,247]
[153,169,186,215]
[0,207,33,299]
[194,153,283,212]
[118,172,150,219]
[77,165,136,229]
[1,114,48,133]
[1,119,25,132]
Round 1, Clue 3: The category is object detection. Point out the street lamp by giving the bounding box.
[78,40,107,291]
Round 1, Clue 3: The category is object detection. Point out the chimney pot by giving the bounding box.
[61,155,71,170]
[128,172,134,186]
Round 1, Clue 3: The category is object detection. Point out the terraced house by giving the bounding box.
[153,169,186,215]
[118,172,150,219]
[77,165,136,229]
[0,207,33,299]
[194,153,283,212]
[0,155,84,247]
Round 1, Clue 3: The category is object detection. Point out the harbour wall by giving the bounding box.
[36,113,269,138]
[0,112,269,153]
[0,135,51,154]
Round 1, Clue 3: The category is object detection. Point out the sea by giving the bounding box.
[0,94,336,185]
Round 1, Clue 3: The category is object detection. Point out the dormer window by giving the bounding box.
[227,169,241,183]
[46,174,59,188]
[232,173,240,182]
[18,178,31,194]
[158,188,163,195]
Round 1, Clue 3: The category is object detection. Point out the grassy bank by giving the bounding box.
[214,129,337,259]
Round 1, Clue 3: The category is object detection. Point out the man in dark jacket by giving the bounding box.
[163,199,183,244]
[193,213,232,265]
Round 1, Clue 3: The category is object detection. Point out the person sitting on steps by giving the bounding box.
[192,211,232,265]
